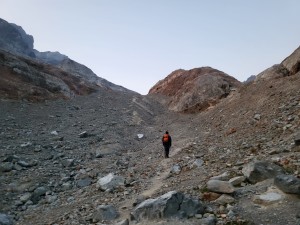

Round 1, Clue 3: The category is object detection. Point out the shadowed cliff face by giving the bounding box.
[149,67,242,113]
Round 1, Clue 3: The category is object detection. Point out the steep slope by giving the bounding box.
[0,50,98,101]
[149,67,241,112]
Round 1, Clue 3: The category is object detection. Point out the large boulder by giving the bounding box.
[274,174,300,195]
[206,180,235,194]
[242,161,284,184]
[92,205,119,222]
[0,213,13,225]
[131,191,204,221]
[96,173,125,192]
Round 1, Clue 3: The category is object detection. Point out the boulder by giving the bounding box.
[170,164,181,175]
[274,174,300,195]
[131,191,204,221]
[76,177,92,188]
[97,173,125,191]
[206,180,235,194]
[242,161,284,184]
[189,159,204,169]
[214,194,235,205]
[61,158,75,167]
[0,162,13,172]
[0,213,13,225]
[31,186,48,204]
[92,205,119,222]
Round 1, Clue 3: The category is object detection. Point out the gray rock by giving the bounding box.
[198,214,216,225]
[3,155,19,162]
[242,161,284,184]
[253,192,283,205]
[76,177,92,188]
[45,195,58,204]
[229,176,246,186]
[0,213,13,225]
[92,205,119,222]
[31,186,48,204]
[97,173,125,191]
[79,131,88,138]
[0,162,13,172]
[207,180,235,194]
[131,191,204,221]
[274,174,300,194]
[61,182,73,191]
[210,172,229,181]
[189,159,204,169]
[214,194,235,205]
[20,193,32,203]
[170,164,181,175]
[17,160,37,168]
[61,158,74,167]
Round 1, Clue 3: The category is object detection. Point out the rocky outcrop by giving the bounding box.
[256,45,300,80]
[149,67,241,113]
[242,161,284,184]
[0,50,97,101]
[282,46,300,75]
[0,18,35,57]
[131,191,204,221]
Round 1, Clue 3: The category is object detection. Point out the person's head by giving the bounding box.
[165,131,169,134]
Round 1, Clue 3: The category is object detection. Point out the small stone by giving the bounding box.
[137,134,144,139]
[214,194,235,205]
[79,131,88,138]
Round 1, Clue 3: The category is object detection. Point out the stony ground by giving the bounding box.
[0,74,300,225]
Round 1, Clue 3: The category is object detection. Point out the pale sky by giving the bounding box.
[0,0,299,94]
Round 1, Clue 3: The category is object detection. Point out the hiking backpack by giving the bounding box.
[163,134,169,143]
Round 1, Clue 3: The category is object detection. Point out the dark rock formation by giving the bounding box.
[131,191,204,221]
[0,18,35,57]
[242,161,284,184]
[274,174,300,195]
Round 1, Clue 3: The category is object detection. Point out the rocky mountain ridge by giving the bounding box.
[0,18,128,93]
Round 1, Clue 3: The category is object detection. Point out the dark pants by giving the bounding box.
[163,145,170,158]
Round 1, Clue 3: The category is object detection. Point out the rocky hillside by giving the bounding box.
[0,18,300,225]
[149,67,241,112]
[0,18,128,93]
[0,50,98,101]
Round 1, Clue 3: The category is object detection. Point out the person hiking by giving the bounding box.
[162,131,172,158]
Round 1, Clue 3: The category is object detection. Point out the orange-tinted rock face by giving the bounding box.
[149,67,241,113]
